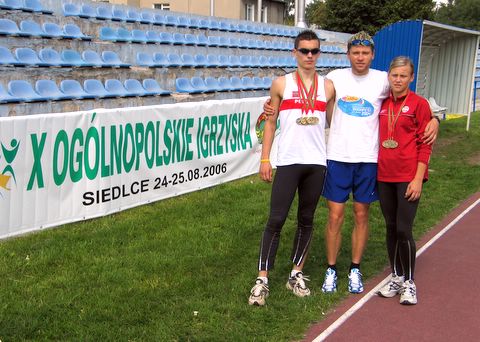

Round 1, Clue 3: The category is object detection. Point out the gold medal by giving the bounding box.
[382,139,399,149]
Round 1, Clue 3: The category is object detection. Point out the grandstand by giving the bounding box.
[0,0,350,117]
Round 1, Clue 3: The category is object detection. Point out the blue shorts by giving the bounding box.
[322,160,378,203]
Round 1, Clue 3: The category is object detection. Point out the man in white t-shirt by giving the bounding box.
[321,31,439,294]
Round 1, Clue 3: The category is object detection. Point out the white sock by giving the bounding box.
[257,276,268,285]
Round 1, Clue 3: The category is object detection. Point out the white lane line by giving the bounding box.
[312,197,480,342]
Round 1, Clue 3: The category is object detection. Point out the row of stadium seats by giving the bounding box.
[0,0,52,14]
[0,19,91,40]
[99,27,295,51]
[0,78,170,103]
[62,3,299,37]
[175,76,272,93]
[0,46,129,67]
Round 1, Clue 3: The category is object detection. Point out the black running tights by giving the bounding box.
[378,181,419,280]
[257,164,326,271]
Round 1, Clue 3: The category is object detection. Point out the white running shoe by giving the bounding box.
[377,274,405,298]
[400,280,417,305]
[286,272,311,297]
[348,268,364,293]
[248,278,269,306]
[322,267,337,293]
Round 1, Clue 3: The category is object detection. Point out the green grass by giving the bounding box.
[1,113,480,341]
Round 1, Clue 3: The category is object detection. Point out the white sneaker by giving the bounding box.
[348,268,364,293]
[248,278,269,306]
[400,280,417,305]
[377,274,405,298]
[322,267,337,293]
[286,272,311,297]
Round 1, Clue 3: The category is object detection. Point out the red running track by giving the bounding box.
[303,192,480,342]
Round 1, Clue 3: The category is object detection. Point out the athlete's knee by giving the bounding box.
[396,229,413,242]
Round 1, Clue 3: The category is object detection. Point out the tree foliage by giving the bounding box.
[435,0,480,31]
[306,0,435,34]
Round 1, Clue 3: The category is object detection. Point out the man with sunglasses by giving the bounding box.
[321,31,439,294]
[248,30,335,306]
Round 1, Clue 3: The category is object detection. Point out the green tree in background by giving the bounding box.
[307,0,435,34]
[435,0,480,31]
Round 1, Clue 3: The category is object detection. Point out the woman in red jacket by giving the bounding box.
[376,56,433,305]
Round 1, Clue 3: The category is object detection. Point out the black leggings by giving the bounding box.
[257,164,326,271]
[378,181,419,280]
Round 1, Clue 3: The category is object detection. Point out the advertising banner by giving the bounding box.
[0,97,276,239]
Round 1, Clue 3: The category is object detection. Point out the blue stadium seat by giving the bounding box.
[136,52,156,67]
[23,0,53,14]
[184,34,197,46]
[0,19,21,36]
[239,55,252,67]
[189,17,200,29]
[1,0,22,10]
[35,80,73,101]
[218,36,230,47]
[19,20,49,38]
[268,56,280,67]
[131,29,147,44]
[193,54,208,67]
[42,22,65,39]
[0,46,23,66]
[15,47,49,67]
[181,54,196,67]
[196,34,208,46]
[258,56,269,67]
[105,79,129,97]
[143,79,170,96]
[198,19,210,29]
[218,77,234,91]
[167,53,182,67]
[63,3,80,17]
[165,15,179,27]
[61,49,91,67]
[39,48,67,67]
[172,33,186,45]
[60,80,95,99]
[96,5,112,20]
[0,83,19,103]
[218,20,230,31]
[79,4,96,19]
[252,76,264,90]
[102,51,130,68]
[64,24,91,40]
[218,55,229,67]
[112,6,127,22]
[238,38,249,49]
[175,77,199,94]
[140,11,154,24]
[237,23,247,33]
[230,77,243,91]
[126,9,140,23]
[190,77,208,92]
[159,32,174,44]
[153,53,169,67]
[208,19,220,30]
[204,77,221,92]
[153,13,166,25]
[116,27,132,42]
[207,35,220,47]
[99,27,117,41]
[8,80,48,102]
[124,79,147,96]
[84,79,115,98]
[262,76,273,89]
[206,54,220,67]
[229,37,240,48]
[177,16,190,28]
[82,50,107,68]
[145,30,161,43]
[241,76,255,90]
[228,55,241,67]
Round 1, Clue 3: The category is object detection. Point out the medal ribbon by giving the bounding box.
[387,91,409,140]
[296,71,317,115]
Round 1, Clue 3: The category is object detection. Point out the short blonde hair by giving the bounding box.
[347,31,374,52]
[389,56,415,74]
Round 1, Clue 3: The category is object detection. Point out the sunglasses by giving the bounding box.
[351,39,373,46]
[297,48,320,55]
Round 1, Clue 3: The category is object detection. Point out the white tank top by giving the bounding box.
[276,72,327,166]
